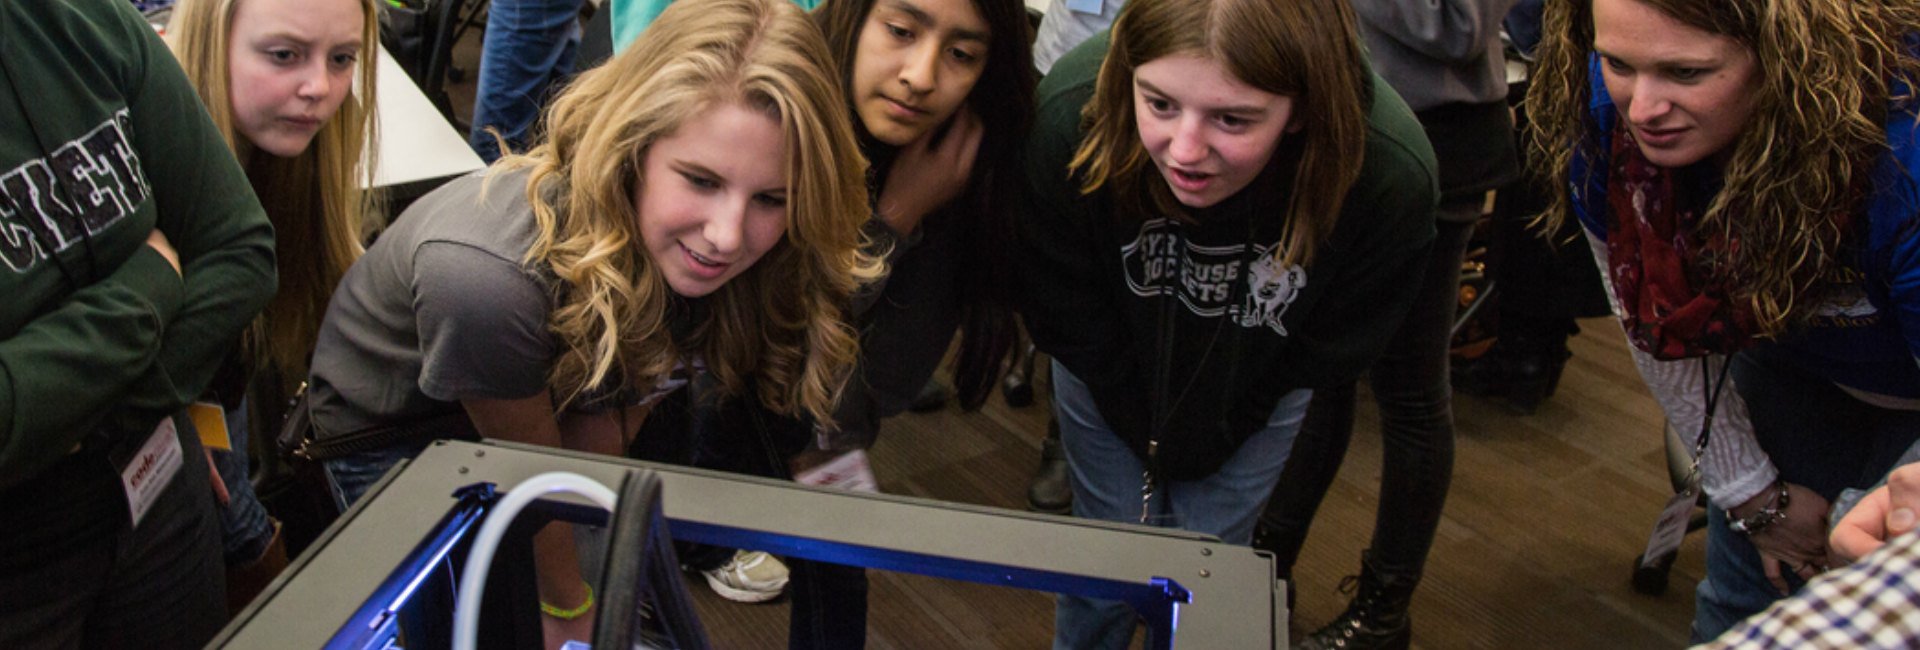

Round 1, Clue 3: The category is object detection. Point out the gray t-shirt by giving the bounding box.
[1031,0,1123,75]
[308,169,558,438]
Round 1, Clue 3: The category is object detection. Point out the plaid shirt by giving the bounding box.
[1698,530,1920,649]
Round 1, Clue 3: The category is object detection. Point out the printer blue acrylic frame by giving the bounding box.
[213,439,1287,648]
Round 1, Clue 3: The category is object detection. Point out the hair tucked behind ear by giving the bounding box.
[1528,0,1920,336]
[495,0,880,423]
[1069,0,1368,269]
[167,0,383,388]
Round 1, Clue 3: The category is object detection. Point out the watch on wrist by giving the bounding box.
[1728,482,1791,536]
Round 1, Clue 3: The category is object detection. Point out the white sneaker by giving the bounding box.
[700,550,789,603]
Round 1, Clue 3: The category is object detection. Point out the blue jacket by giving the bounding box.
[1573,59,1920,398]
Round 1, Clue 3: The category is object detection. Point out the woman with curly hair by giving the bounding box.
[1527,0,1920,639]
[304,0,877,642]
[166,0,380,607]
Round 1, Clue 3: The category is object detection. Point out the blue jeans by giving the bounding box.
[1050,360,1310,650]
[322,441,432,511]
[1689,345,1920,642]
[214,398,276,566]
[469,0,583,162]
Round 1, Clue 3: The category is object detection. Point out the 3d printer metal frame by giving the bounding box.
[216,439,1286,649]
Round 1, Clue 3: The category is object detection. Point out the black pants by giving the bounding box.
[0,415,226,648]
[1259,213,1475,583]
[828,208,965,449]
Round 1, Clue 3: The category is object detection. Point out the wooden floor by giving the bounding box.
[675,319,1707,649]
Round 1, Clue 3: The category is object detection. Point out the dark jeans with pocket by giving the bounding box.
[214,397,275,565]
[0,415,226,648]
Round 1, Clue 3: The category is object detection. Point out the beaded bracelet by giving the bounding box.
[540,583,594,620]
[1728,481,1792,536]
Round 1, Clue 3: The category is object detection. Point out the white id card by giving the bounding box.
[1066,0,1103,15]
[120,418,185,529]
[793,449,879,493]
[1640,491,1696,568]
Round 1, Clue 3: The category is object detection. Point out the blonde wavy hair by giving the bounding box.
[1069,0,1369,268]
[167,0,381,384]
[495,0,880,423]
[1527,0,1920,335]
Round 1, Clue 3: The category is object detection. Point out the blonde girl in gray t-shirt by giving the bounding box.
[306,0,880,643]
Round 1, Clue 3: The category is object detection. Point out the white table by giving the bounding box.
[363,44,486,189]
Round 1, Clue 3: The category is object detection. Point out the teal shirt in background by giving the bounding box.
[611,0,823,54]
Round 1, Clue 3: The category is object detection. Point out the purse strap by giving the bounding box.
[296,412,477,461]
[279,384,478,462]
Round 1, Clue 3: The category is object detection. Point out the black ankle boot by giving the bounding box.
[1452,336,1571,415]
[1026,419,1071,514]
[1295,553,1415,650]
[1500,345,1572,414]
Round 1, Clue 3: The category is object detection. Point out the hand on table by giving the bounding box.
[1831,464,1920,565]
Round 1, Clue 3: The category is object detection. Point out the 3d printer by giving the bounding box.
[211,439,1285,648]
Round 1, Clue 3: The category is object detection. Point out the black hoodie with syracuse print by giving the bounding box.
[1017,31,1437,480]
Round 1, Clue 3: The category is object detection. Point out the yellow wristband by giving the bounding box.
[540,583,594,620]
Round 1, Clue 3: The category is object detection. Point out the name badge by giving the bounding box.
[1640,490,1696,569]
[119,418,185,528]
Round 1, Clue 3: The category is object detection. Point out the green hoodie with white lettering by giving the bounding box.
[0,0,275,490]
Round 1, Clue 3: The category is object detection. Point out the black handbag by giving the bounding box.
[261,383,339,556]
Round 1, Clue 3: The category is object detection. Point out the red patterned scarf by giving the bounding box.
[1604,123,1758,359]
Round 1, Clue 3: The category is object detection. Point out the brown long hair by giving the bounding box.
[167,0,382,385]
[1527,0,1920,335]
[1069,0,1369,268]
[812,0,1037,408]
[496,0,881,423]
